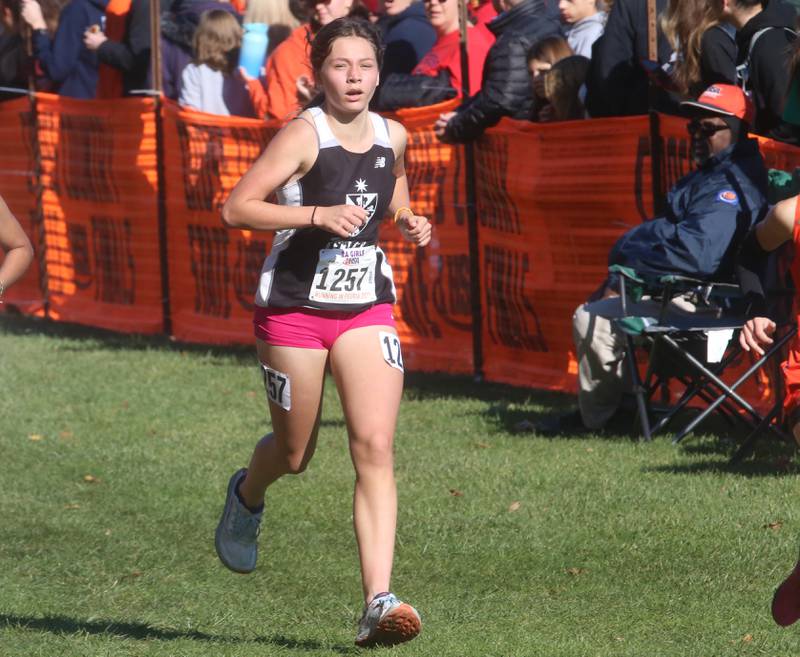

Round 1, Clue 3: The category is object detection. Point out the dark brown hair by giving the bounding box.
[309,16,383,75]
[526,35,573,66]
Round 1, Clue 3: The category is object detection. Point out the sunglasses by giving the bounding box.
[686,120,731,138]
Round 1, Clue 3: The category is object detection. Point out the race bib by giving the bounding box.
[309,245,377,305]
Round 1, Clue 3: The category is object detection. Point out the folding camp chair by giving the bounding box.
[596,264,797,463]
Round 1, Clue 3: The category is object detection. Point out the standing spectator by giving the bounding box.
[774,41,800,144]
[244,0,300,55]
[559,0,605,58]
[21,0,106,97]
[82,0,150,96]
[1,0,65,97]
[433,0,561,143]
[160,0,238,101]
[471,0,497,25]
[584,0,672,117]
[179,9,254,116]
[722,0,798,136]
[1,0,30,94]
[372,0,494,110]
[376,0,435,75]
[244,0,364,123]
[661,0,736,98]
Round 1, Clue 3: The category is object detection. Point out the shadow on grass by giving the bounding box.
[641,425,799,477]
[0,613,355,653]
[0,313,255,363]
[642,456,799,478]
[1,312,570,406]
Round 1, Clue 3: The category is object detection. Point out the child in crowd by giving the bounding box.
[540,54,590,121]
[558,0,605,59]
[179,9,255,117]
[527,35,572,121]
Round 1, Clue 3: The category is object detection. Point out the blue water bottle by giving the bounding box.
[239,23,269,79]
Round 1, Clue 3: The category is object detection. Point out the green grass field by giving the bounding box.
[3,314,800,656]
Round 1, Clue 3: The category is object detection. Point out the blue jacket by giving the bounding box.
[377,2,437,77]
[33,0,108,98]
[608,138,768,285]
[443,0,561,143]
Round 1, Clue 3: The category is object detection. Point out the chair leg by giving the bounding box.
[625,334,652,441]
[664,334,786,443]
[729,403,782,464]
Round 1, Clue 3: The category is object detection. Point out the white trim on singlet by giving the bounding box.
[307,106,392,150]
[308,106,338,149]
[257,228,296,306]
[369,112,392,148]
[377,246,397,303]
[257,179,303,306]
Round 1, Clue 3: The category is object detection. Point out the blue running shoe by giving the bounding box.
[215,468,262,574]
[355,592,421,647]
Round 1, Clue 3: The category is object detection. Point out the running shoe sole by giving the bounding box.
[355,603,421,648]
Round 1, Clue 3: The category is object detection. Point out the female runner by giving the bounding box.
[215,17,431,647]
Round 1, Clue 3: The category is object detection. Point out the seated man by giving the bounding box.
[566,84,768,433]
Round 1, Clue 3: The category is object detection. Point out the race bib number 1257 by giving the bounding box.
[309,246,377,305]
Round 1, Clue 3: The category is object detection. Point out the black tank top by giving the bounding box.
[255,107,398,312]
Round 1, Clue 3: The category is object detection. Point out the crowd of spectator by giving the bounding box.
[1,0,800,143]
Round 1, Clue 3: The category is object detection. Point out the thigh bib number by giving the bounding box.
[309,246,377,305]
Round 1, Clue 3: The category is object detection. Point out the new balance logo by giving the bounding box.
[374,157,386,168]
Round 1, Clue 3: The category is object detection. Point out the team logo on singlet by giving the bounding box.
[346,178,378,237]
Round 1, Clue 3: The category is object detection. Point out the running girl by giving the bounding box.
[215,17,431,648]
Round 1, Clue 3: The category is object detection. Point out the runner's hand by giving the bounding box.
[314,204,366,238]
[397,213,431,247]
[739,317,776,356]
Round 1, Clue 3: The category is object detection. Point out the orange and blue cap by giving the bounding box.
[680,84,755,125]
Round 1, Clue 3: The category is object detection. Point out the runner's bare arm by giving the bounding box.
[223,114,368,238]
[222,117,318,230]
[0,195,34,294]
[755,196,797,251]
[386,119,431,248]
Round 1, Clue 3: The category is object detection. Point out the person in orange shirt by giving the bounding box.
[244,0,359,123]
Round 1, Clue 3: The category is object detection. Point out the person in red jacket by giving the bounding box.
[372,0,494,110]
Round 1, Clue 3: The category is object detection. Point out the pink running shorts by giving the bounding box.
[253,303,396,350]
